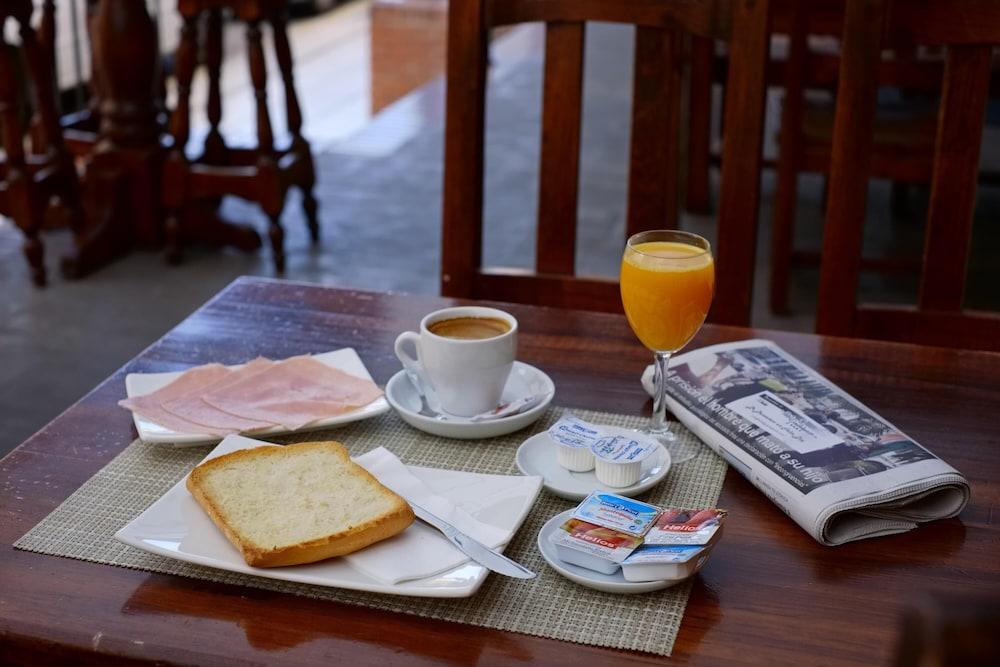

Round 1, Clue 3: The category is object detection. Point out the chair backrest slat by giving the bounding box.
[711,0,771,325]
[536,21,585,275]
[918,45,992,312]
[441,0,489,293]
[816,0,885,337]
[626,25,681,238]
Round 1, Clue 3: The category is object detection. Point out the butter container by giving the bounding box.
[572,491,660,536]
[548,415,599,472]
[591,435,658,487]
[620,541,718,582]
[644,508,727,546]
[549,517,643,574]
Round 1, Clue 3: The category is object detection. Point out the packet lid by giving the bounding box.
[621,544,704,565]
[591,434,657,464]
[548,415,601,449]
[572,491,660,537]
[645,508,727,546]
[552,517,643,564]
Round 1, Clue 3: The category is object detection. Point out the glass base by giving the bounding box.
[641,425,700,464]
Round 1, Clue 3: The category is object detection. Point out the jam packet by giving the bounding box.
[644,508,727,546]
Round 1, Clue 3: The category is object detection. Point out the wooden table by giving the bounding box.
[2,278,997,665]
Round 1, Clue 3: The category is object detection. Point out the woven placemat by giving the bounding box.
[14,407,726,656]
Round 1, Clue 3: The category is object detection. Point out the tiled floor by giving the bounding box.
[1,12,998,458]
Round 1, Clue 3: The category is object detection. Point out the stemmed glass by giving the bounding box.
[620,230,715,464]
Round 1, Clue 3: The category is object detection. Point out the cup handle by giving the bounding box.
[394,331,422,374]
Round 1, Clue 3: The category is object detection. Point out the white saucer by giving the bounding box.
[537,510,683,594]
[515,427,671,501]
[385,361,554,439]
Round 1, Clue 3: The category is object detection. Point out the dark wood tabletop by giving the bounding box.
[2,277,998,665]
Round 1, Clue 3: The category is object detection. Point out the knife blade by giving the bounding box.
[410,502,536,579]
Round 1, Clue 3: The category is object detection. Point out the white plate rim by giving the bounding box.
[124,348,390,446]
[536,510,681,594]
[114,436,544,598]
[515,429,672,500]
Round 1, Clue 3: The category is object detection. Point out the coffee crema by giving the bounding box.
[427,316,511,340]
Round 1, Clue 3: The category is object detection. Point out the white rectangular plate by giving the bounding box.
[115,435,543,598]
[124,348,390,447]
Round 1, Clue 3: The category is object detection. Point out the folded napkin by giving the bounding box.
[347,447,510,584]
[641,364,657,397]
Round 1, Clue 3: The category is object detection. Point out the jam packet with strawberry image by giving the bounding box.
[644,508,727,546]
[550,517,644,574]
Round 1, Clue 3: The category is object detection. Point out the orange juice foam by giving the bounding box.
[620,241,715,352]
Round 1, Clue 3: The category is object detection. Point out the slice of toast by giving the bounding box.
[186,441,414,567]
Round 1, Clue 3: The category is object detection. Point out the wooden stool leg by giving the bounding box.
[247,20,284,272]
[203,8,226,162]
[272,10,319,244]
[165,13,200,265]
[267,213,285,273]
[300,175,320,245]
[271,11,303,149]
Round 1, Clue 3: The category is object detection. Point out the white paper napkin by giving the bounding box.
[641,364,656,397]
[346,447,510,584]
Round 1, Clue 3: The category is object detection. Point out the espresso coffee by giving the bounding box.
[428,316,511,340]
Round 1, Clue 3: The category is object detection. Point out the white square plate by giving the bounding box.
[124,348,390,447]
[114,436,543,598]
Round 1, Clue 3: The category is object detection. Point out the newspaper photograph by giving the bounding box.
[643,339,970,545]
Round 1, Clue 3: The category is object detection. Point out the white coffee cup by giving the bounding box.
[394,306,517,417]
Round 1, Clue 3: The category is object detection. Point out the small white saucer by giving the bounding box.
[385,361,554,440]
[537,510,683,594]
[515,427,671,501]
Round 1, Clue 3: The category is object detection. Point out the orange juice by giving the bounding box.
[620,241,715,351]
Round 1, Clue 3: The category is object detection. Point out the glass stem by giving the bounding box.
[651,350,673,432]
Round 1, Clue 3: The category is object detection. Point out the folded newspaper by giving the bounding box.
[642,339,969,546]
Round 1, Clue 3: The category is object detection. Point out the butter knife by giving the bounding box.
[410,503,536,579]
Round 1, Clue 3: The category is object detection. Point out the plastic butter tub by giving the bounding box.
[549,517,643,574]
[622,509,726,582]
[620,541,718,582]
[591,435,657,487]
[548,415,599,472]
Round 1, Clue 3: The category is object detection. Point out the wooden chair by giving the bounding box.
[163,0,319,272]
[817,0,1000,352]
[684,0,846,215]
[441,0,771,325]
[0,0,81,286]
[768,2,954,315]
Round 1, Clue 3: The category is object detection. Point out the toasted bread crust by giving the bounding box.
[186,441,414,568]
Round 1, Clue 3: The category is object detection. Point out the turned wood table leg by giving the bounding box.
[62,0,163,279]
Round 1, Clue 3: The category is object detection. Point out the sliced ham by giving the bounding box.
[160,358,278,432]
[118,363,234,435]
[202,356,384,430]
